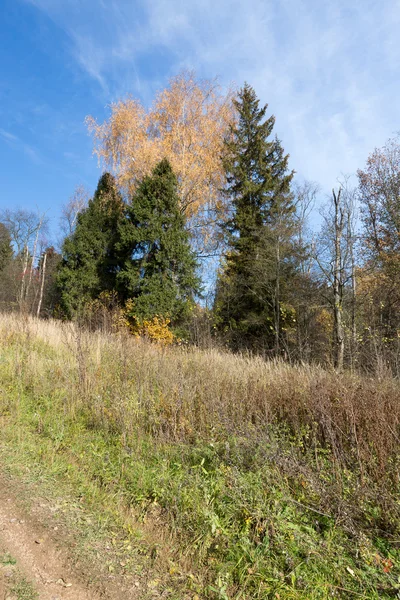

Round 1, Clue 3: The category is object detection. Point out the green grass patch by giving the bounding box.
[10,577,39,600]
[1,553,17,566]
[0,553,38,600]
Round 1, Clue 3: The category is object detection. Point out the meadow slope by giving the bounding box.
[1,314,400,599]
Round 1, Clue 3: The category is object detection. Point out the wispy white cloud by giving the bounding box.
[23,0,400,189]
[0,128,18,142]
[0,128,42,164]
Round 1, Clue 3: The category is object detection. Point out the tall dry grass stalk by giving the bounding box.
[1,312,399,491]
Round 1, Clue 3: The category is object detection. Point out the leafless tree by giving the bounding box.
[315,178,358,371]
[60,184,90,237]
[290,181,320,361]
[0,208,48,312]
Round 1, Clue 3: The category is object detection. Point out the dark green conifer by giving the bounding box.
[215,84,298,352]
[117,159,200,324]
[57,173,123,317]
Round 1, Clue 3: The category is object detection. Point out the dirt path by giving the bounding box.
[0,478,102,600]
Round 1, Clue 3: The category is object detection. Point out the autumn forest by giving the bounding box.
[0,72,397,375]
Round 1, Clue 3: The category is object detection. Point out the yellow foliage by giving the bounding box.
[132,316,175,346]
[315,308,333,336]
[82,293,174,345]
[119,299,175,345]
[86,71,235,251]
[356,267,386,297]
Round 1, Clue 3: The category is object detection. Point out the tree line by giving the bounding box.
[1,72,400,373]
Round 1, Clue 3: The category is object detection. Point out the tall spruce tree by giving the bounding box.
[57,173,123,317]
[215,83,298,352]
[117,159,200,324]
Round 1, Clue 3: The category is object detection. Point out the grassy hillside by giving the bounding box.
[1,313,400,599]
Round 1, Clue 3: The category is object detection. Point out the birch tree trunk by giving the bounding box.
[333,189,344,371]
[36,251,47,318]
[18,245,30,310]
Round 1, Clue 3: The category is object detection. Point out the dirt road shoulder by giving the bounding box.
[0,474,101,600]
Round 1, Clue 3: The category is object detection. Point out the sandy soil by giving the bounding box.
[0,475,104,600]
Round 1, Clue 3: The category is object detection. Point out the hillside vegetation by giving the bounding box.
[1,313,400,599]
[4,80,400,377]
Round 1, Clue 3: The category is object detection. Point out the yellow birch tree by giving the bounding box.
[86,71,235,251]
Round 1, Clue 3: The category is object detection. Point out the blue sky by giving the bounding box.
[1,0,399,242]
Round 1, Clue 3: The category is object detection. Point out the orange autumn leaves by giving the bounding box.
[86,72,235,240]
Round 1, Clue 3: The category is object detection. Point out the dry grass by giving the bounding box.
[1,312,398,485]
[2,312,400,598]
